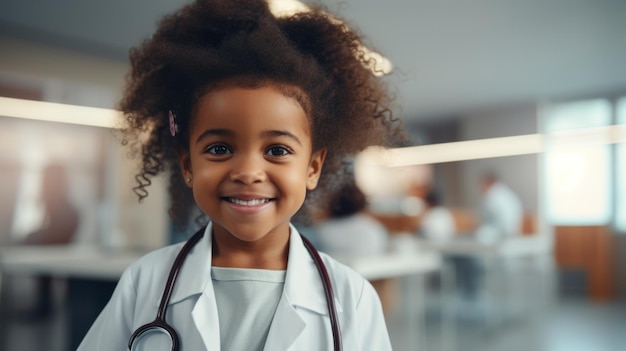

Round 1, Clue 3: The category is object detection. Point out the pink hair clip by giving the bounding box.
[169,110,179,136]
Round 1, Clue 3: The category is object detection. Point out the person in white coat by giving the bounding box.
[419,190,455,243]
[475,173,523,244]
[453,173,523,317]
[78,0,406,349]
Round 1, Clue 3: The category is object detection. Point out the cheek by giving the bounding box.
[274,166,310,193]
[190,159,222,186]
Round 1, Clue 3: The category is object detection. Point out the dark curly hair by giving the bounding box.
[118,0,407,227]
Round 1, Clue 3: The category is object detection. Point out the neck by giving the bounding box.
[211,228,290,270]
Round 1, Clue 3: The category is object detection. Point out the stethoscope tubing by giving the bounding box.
[128,229,204,351]
[300,234,343,351]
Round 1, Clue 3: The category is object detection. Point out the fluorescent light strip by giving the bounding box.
[367,124,626,167]
[0,96,122,128]
[380,134,545,167]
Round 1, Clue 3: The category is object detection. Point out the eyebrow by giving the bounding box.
[195,129,234,145]
[262,130,302,145]
[195,129,302,145]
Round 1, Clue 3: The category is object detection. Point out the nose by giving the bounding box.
[229,154,266,185]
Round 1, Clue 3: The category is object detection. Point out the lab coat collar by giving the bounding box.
[164,222,343,315]
[165,223,213,305]
[161,222,343,350]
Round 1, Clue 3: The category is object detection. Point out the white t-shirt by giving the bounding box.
[212,267,285,351]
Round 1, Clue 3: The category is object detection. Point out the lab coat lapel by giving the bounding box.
[192,289,220,350]
[262,294,306,350]
[263,226,334,350]
[189,224,220,350]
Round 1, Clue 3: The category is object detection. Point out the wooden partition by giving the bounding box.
[553,226,614,301]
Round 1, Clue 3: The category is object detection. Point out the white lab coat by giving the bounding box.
[420,206,455,242]
[78,223,391,351]
[476,182,523,243]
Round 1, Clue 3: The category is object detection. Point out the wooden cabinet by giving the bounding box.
[554,226,614,301]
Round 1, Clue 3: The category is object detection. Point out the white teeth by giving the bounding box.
[228,198,270,206]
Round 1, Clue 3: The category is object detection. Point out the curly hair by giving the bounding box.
[118,0,407,227]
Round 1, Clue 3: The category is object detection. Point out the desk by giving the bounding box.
[0,245,444,351]
[415,235,555,330]
[334,250,445,351]
[333,251,441,280]
[0,245,146,350]
[0,245,443,280]
[0,245,142,280]
[415,234,552,258]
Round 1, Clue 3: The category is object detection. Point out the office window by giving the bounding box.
[617,98,626,232]
[543,99,612,225]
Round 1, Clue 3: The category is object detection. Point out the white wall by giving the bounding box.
[0,36,127,108]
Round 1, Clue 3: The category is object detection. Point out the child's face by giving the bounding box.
[180,86,326,243]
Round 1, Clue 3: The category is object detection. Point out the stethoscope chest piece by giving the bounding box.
[129,318,180,351]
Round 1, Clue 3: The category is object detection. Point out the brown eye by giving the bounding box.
[206,144,231,155]
[266,146,291,157]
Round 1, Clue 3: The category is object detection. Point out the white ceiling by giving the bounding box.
[1,0,625,123]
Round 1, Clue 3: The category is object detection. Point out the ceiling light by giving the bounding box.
[0,96,122,128]
[266,0,393,76]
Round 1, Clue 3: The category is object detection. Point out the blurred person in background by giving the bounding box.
[418,189,455,242]
[19,162,80,318]
[451,172,523,319]
[417,188,483,316]
[314,180,395,313]
[475,172,523,244]
[314,181,389,257]
[21,162,79,245]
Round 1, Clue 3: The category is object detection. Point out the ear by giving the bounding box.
[306,148,327,190]
[177,151,193,187]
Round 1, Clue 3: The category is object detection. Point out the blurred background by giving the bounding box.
[0,0,625,350]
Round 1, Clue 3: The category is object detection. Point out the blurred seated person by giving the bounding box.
[418,190,455,242]
[418,189,482,307]
[449,173,523,318]
[19,162,80,319]
[314,181,388,257]
[22,162,79,245]
[314,181,395,312]
[475,172,523,244]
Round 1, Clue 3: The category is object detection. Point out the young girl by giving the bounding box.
[79,0,406,350]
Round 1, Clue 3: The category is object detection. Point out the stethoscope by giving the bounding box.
[128,226,342,351]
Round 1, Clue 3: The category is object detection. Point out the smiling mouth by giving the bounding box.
[224,198,274,206]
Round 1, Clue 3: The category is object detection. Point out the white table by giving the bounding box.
[0,245,442,281]
[0,245,142,280]
[415,234,553,258]
[333,250,442,280]
[415,235,556,331]
[333,250,445,351]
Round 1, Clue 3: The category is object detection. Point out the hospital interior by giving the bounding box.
[1,1,625,350]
